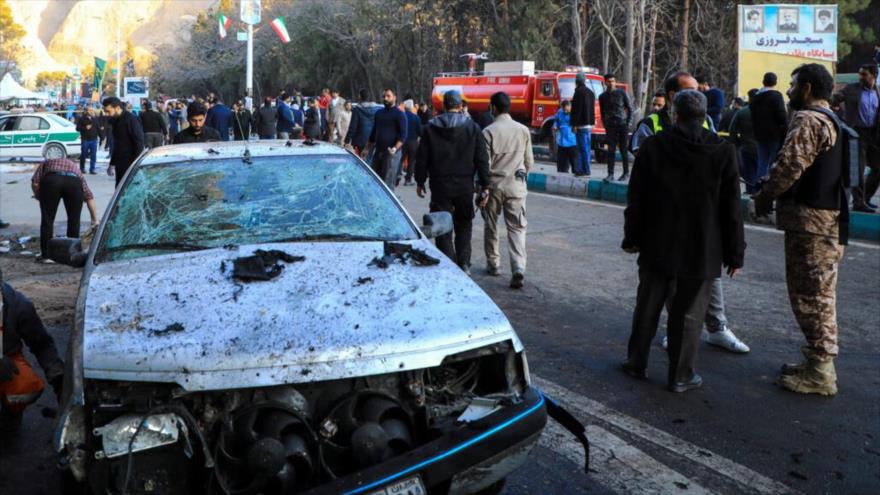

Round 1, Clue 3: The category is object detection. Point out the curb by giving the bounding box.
[526,172,880,242]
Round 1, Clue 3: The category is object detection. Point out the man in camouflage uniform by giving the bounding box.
[753,63,845,396]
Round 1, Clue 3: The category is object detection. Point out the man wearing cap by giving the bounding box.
[1,269,65,431]
[416,91,490,274]
[569,72,596,177]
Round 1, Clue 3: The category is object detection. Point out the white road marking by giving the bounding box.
[533,375,799,494]
[540,421,714,494]
[531,191,880,250]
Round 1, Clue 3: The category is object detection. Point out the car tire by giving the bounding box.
[44,143,67,160]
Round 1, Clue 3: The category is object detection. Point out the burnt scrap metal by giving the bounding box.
[230,249,305,282]
[369,242,440,269]
[152,323,185,337]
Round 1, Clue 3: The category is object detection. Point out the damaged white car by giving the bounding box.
[50,141,586,494]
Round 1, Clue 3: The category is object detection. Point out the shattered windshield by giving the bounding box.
[96,154,418,262]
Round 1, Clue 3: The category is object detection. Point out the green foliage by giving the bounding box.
[0,0,26,79]
[34,70,67,89]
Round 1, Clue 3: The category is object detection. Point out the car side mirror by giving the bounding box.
[422,212,453,239]
[48,238,86,268]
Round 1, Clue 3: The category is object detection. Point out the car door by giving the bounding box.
[0,115,18,155]
[12,116,50,157]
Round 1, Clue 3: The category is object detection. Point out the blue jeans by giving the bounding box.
[575,128,592,175]
[756,140,781,181]
[79,139,98,173]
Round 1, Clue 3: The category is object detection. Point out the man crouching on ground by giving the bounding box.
[621,90,745,393]
[0,269,64,431]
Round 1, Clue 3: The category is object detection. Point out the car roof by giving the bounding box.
[138,139,352,166]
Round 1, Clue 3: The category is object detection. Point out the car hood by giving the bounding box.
[82,240,521,391]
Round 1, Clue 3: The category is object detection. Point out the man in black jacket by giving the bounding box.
[102,96,145,187]
[569,72,595,177]
[598,73,633,181]
[139,100,168,148]
[173,101,221,144]
[750,72,789,182]
[253,97,277,140]
[1,271,64,431]
[76,106,100,174]
[415,90,490,274]
[622,90,745,393]
[833,63,879,212]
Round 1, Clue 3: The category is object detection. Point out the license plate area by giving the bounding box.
[368,474,426,495]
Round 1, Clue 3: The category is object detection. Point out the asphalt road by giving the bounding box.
[0,165,878,494]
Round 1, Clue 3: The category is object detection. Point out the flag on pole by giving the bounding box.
[270,17,291,44]
[218,14,232,39]
[93,57,107,89]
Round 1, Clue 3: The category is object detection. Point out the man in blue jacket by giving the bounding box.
[345,89,382,157]
[205,96,233,141]
[698,75,725,130]
[276,92,295,139]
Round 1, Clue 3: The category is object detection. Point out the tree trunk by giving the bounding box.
[680,0,691,71]
[623,0,635,86]
[572,0,585,67]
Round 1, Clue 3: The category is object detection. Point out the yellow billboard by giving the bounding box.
[737,4,837,98]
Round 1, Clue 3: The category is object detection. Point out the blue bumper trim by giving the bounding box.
[343,392,546,495]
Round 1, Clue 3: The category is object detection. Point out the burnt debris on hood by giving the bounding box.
[229,249,306,282]
[369,242,440,269]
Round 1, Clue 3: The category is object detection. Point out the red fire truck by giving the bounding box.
[431,61,629,158]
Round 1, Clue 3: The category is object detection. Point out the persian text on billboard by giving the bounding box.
[738,4,837,62]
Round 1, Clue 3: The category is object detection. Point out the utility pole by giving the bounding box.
[116,24,121,97]
[680,0,691,71]
[241,0,261,110]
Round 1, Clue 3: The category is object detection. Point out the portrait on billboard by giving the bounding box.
[814,8,836,33]
[743,8,764,33]
[777,8,799,33]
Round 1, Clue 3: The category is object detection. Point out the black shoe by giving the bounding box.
[621,361,647,380]
[0,221,9,229]
[618,172,630,181]
[510,272,524,289]
[853,203,876,213]
[668,374,703,393]
[487,266,500,277]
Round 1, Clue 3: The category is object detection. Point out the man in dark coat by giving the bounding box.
[1,271,64,431]
[205,97,233,141]
[253,97,277,139]
[598,73,633,181]
[173,102,221,144]
[568,72,596,177]
[345,89,382,156]
[102,96,145,187]
[750,72,789,183]
[833,63,880,212]
[232,100,252,141]
[621,90,745,393]
[415,90,490,273]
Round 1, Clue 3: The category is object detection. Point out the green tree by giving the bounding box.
[0,0,26,82]
[34,70,68,90]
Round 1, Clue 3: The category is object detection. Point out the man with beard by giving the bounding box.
[173,102,221,144]
[102,96,144,187]
[364,88,408,190]
[753,64,848,396]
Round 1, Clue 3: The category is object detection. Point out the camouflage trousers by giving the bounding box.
[784,231,844,361]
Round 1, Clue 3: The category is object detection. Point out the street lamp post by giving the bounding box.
[246,23,253,108]
[116,24,121,97]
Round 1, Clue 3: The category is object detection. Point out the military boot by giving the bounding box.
[778,358,837,396]
[780,348,822,375]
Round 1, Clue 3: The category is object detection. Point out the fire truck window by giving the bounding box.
[541,82,554,97]
[590,80,605,97]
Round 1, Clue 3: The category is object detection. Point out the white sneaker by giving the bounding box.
[661,335,668,349]
[705,327,750,353]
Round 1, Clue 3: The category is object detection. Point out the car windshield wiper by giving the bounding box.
[105,242,211,253]
[265,233,390,243]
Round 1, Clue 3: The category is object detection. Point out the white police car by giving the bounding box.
[0,112,81,159]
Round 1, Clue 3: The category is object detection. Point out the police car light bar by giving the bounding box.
[563,66,600,74]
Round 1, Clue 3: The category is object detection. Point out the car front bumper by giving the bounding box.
[305,387,547,495]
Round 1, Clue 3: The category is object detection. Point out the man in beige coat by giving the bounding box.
[481,92,534,289]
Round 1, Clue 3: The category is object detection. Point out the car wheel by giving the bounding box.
[44,143,67,160]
